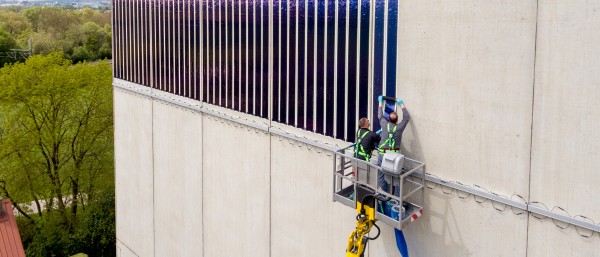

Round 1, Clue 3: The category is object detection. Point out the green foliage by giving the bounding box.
[27,7,80,34]
[0,11,31,38]
[0,7,112,64]
[0,28,18,67]
[68,22,112,63]
[71,190,116,257]
[0,28,17,51]
[0,52,114,256]
[17,190,115,257]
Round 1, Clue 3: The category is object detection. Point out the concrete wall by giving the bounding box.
[114,0,600,256]
[114,88,155,257]
[270,137,356,257]
[390,1,536,255]
[153,102,203,257]
[528,1,600,256]
[202,115,271,257]
[397,0,537,197]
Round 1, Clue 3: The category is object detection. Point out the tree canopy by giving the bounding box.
[0,7,111,65]
[0,52,114,256]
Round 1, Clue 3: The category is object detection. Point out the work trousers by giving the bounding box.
[378,154,400,196]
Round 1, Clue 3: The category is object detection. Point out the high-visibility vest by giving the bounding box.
[354,129,371,161]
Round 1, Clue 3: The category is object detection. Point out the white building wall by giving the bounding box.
[397,0,537,197]
[373,191,529,257]
[114,1,600,256]
[114,88,155,257]
[202,115,271,257]
[378,1,536,256]
[153,102,204,257]
[270,137,356,257]
[528,1,600,256]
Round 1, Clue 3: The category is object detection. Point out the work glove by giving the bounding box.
[376,129,382,135]
[396,98,404,105]
[378,95,383,103]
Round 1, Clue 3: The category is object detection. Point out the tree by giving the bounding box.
[1,8,112,64]
[68,22,112,62]
[0,53,113,244]
[18,190,115,257]
[0,11,32,41]
[22,7,42,32]
[27,8,79,35]
[75,7,111,27]
[0,28,18,67]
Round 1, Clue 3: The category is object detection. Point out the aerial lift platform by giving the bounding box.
[331,95,425,256]
[332,140,425,256]
[332,146,425,229]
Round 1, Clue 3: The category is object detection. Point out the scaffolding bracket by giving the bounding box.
[414,173,600,234]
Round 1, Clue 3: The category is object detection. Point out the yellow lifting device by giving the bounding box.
[345,186,388,257]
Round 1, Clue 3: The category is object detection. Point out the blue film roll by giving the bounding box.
[386,199,399,216]
[391,204,400,220]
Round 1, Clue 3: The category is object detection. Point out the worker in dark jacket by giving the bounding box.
[354,117,381,162]
[376,95,410,191]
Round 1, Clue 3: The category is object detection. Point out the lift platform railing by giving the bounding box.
[332,144,426,230]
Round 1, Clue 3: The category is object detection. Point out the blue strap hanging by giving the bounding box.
[395,229,409,257]
[383,98,409,256]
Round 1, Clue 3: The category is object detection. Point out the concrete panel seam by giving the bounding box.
[117,239,141,257]
[151,94,156,257]
[201,112,206,257]
[527,1,541,255]
[269,131,272,257]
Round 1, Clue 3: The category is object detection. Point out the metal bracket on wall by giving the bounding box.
[414,173,600,234]
[528,205,599,233]
[113,81,600,235]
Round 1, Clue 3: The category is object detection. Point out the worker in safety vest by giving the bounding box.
[354,117,381,162]
[376,95,410,191]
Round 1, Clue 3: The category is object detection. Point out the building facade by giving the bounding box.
[113,0,405,140]
[113,1,600,256]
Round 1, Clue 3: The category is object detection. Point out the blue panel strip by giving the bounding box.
[115,0,404,143]
[372,0,384,132]
[261,0,269,118]
[316,0,325,134]
[297,0,306,128]
[387,0,399,99]
[357,0,369,118]
[288,0,297,125]
[272,0,280,121]
[241,0,248,112]
[346,0,358,140]
[325,0,335,137]
[280,0,288,122]
[335,0,347,139]
[306,0,315,131]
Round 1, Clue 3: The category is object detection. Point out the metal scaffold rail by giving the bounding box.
[415,173,600,234]
[0,40,32,62]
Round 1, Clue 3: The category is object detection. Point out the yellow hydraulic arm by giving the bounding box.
[346,189,387,257]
